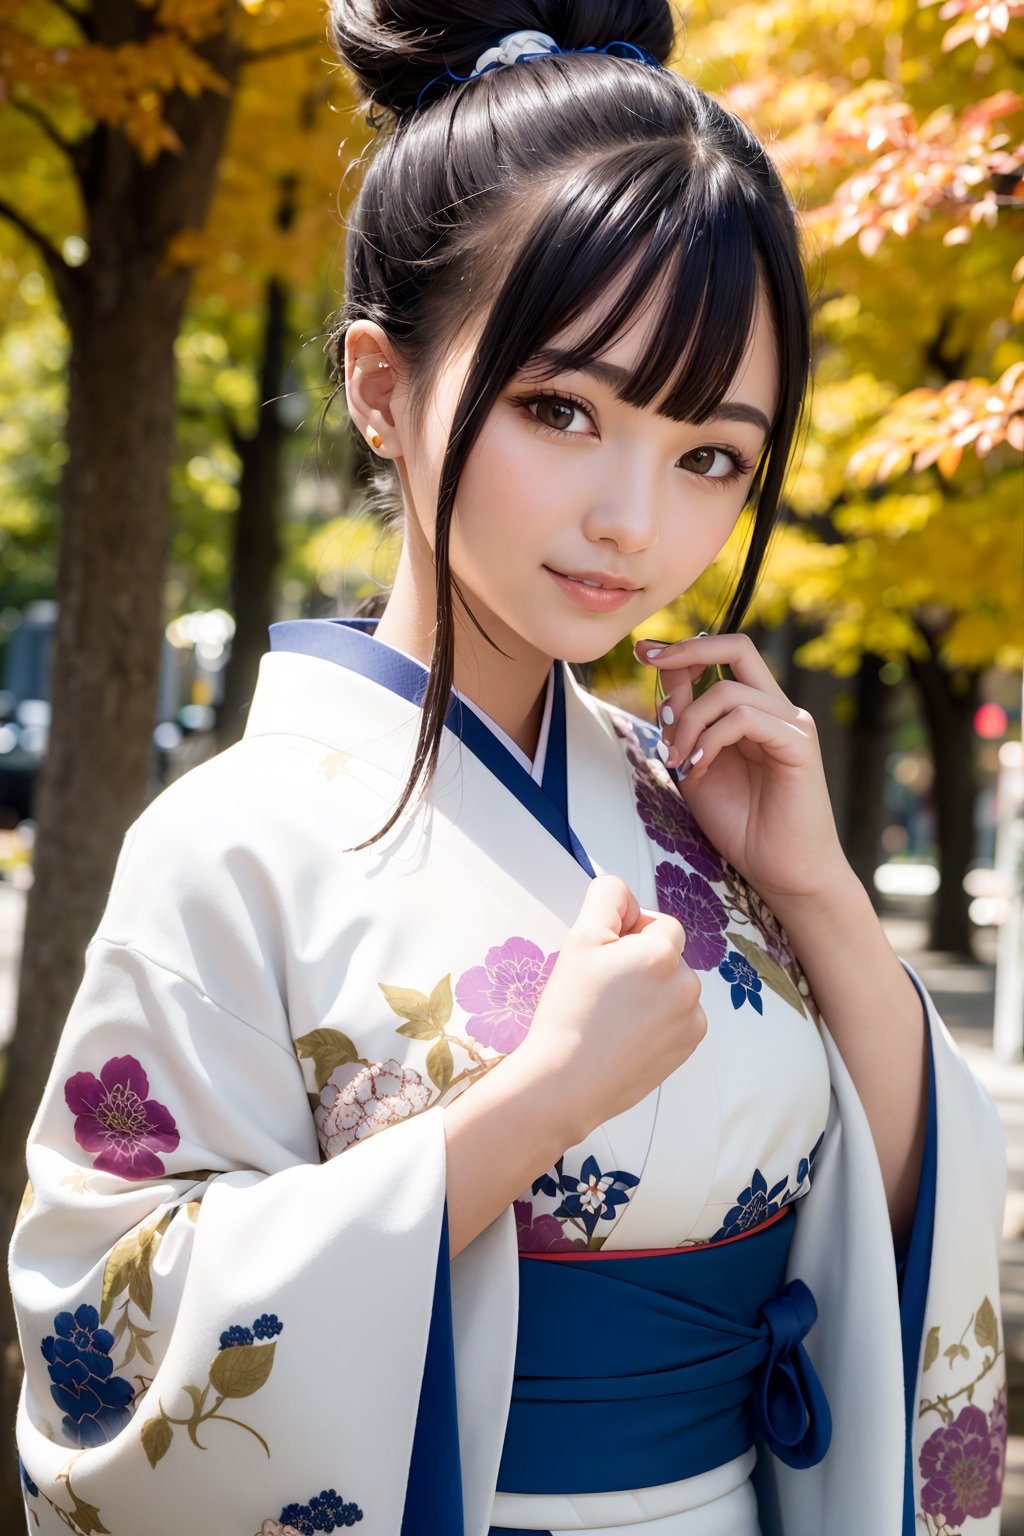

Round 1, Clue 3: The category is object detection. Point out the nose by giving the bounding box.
[581,460,660,554]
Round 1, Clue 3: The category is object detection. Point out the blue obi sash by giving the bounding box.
[496,1206,831,1497]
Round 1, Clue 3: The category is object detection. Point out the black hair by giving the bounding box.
[326,1,811,847]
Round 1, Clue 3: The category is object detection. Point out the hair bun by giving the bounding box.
[329,2,675,119]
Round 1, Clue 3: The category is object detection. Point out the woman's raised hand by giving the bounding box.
[517,874,707,1147]
[635,632,851,910]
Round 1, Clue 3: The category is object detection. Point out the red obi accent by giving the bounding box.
[520,1203,791,1262]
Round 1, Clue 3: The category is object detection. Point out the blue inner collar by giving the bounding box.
[269,618,593,876]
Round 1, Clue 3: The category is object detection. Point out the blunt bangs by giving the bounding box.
[504,148,763,429]
[439,138,790,484]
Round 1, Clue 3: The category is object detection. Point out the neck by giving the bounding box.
[373,543,551,762]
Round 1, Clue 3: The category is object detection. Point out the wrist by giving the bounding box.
[766,864,874,949]
[499,1038,588,1153]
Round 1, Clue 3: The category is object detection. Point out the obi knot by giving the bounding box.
[754,1277,832,1468]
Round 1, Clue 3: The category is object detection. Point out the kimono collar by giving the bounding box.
[268,617,594,876]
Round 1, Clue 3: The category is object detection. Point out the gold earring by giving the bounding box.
[367,429,384,452]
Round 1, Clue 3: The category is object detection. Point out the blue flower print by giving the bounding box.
[18,1456,38,1499]
[220,1312,283,1350]
[718,950,764,1014]
[253,1312,284,1340]
[41,1303,134,1448]
[711,1169,789,1242]
[782,1131,826,1204]
[553,1155,640,1240]
[219,1323,255,1350]
[279,1489,364,1532]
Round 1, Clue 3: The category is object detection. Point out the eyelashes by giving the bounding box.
[511,388,758,489]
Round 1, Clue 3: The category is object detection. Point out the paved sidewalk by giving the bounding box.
[882,906,1021,1532]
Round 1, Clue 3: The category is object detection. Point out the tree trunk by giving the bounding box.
[0,19,239,1520]
[908,642,980,956]
[217,277,289,747]
[842,655,892,904]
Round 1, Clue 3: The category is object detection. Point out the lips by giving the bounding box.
[544,567,642,613]
[546,567,641,591]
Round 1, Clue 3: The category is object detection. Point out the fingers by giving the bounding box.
[661,679,807,770]
[674,700,814,779]
[636,632,789,704]
[576,873,641,943]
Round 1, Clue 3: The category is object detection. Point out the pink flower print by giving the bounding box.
[455,937,557,1054]
[314,1059,430,1157]
[919,1403,1004,1526]
[514,1200,580,1253]
[256,1523,303,1536]
[654,862,729,972]
[63,1056,179,1180]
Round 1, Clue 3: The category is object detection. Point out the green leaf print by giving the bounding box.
[141,1413,174,1469]
[294,1028,361,1091]
[974,1295,999,1352]
[426,1039,454,1094]
[727,932,807,1017]
[209,1341,277,1400]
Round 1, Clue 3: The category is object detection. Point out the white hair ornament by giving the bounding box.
[413,31,662,112]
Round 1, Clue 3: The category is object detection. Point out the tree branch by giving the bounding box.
[9,92,82,167]
[239,35,324,67]
[44,0,96,40]
[0,199,69,281]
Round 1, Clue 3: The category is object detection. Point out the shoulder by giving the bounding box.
[93,733,365,1011]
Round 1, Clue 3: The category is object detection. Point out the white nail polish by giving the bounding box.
[676,746,704,782]
[656,739,670,763]
[660,703,675,726]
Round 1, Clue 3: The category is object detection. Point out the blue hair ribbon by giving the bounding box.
[414,36,662,114]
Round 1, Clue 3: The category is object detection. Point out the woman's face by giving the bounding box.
[392,277,780,669]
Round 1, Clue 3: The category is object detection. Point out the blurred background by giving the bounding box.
[0,0,1021,1526]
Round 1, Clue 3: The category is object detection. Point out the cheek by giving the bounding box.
[661,498,745,582]
[452,417,559,562]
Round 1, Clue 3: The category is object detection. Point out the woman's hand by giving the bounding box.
[516,874,708,1146]
[635,632,852,909]
[444,875,707,1257]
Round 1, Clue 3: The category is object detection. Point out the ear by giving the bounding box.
[344,320,402,460]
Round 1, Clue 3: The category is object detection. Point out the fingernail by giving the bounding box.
[676,747,705,781]
[635,638,665,658]
[655,739,670,763]
[660,703,675,726]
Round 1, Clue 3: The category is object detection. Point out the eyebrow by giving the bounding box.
[527,349,773,438]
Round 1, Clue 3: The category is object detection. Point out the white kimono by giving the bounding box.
[9,619,1008,1536]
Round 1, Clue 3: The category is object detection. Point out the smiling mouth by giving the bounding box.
[546,567,642,591]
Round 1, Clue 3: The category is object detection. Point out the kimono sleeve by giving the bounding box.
[9,927,448,1536]
[763,960,1007,1536]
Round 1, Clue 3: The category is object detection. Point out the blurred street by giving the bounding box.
[0,885,1020,1521]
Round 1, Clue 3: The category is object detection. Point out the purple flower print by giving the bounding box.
[634,771,726,883]
[654,862,729,972]
[64,1056,179,1180]
[991,1387,1009,1443]
[514,1200,581,1253]
[455,937,557,1054]
[919,1403,1004,1525]
[315,1060,430,1157]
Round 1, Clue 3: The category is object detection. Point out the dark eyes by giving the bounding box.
[513,390,756,486]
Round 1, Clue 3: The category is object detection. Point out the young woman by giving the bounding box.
[11,5,1007,1535]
